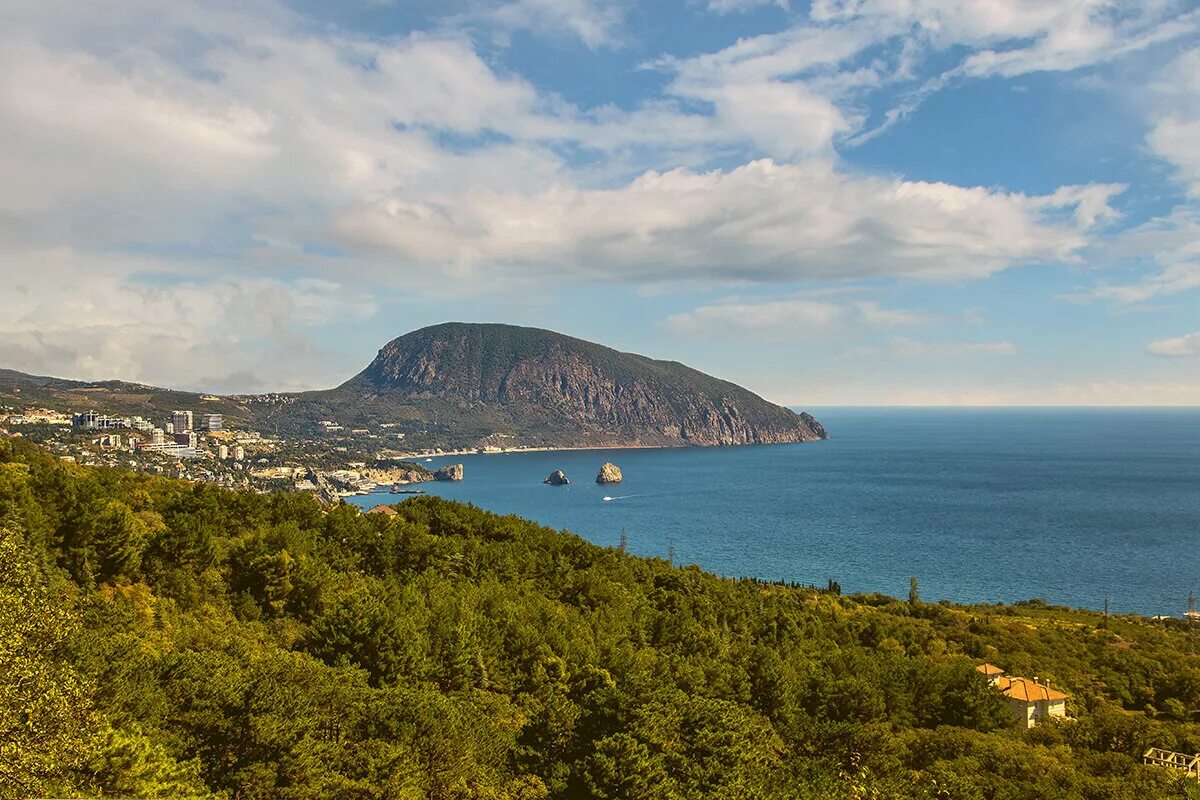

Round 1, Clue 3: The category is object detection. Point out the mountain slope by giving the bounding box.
[297,322,827,448]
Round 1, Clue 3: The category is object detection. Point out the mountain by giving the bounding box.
[290,322,827,448]
[0,324,827,451]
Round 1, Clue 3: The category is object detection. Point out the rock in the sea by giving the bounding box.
[544,470,570,486]
[434,464,464,481]
[596,462,622,484]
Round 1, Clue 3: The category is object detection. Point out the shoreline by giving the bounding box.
[387,437,824,461]
[388,443,677,460]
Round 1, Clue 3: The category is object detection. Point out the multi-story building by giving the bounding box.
[174,432,198,448]
[150,429,166,445]
[137,441,200,459]
[217,444,229,460]
[72,411,129,430]
[201,413,223,432]
[172,410,194,434]
[233,445,245,461]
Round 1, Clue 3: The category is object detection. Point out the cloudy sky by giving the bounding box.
[2,0,1199,405]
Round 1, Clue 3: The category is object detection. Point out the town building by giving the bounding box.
[73,411,128,430]
[137,441,200,459]
[217,444,229,460]
[72,410,100,429]
[202,413,223,432]
[233,445,245,461]
[172,410,194,434]
[174,431,198,448]
[977,664,1068,729]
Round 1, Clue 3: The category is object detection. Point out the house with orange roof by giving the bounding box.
[976,664,1068,729]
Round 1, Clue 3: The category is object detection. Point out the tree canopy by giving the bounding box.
[1,437,1198,798]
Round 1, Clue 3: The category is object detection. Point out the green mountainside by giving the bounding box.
[1,323,827,452]
[290,322,827,448]
[3,437,1200,798]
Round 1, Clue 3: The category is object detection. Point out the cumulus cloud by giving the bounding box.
[335,159,1122,282]
[1147,332,1200,358]
[0,0,1184,391]
[0,247,374,391]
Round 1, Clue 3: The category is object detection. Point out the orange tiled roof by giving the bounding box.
[976,663,1005,678]
[367,504,398,516]
[996,676,1068,703]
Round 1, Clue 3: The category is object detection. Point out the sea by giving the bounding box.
[346,408,1200,617]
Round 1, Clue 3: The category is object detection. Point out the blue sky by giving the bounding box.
[2,0,1199,404]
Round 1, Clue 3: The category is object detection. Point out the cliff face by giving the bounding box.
[337,323,827,448]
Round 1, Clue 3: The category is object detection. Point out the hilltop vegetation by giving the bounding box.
[3,437,1200,798]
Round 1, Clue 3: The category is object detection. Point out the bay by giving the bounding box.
[347,408,1200,616]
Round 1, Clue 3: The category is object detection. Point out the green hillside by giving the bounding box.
[297,322,827,447]
[3,437,1199,798]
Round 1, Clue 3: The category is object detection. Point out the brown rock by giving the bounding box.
[544,470,570,486]
[596,462,622,484]
[434,464,464,481]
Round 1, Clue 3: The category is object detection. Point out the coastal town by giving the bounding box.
[0,404,465,503]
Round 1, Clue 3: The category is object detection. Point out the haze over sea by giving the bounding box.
[349,408,1200,617]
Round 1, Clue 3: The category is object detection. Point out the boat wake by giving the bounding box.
[603,495,638,502]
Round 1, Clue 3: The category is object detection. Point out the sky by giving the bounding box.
[1,0,1199,405]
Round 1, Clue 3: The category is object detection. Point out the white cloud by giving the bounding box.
[848,336,1018,359]
[856,381,1200,406]
[0,247,375,391]
[1147,332,1200,358]
[707,0,789,13]
[1147,48,1200,194]
[471,0,628,48]
[827,2,1200,142]
[664,296,929,340]
[1075,205,1200,305]
[0,0,1181,395]
[889,338,1018,358]
[335,159,1122,282]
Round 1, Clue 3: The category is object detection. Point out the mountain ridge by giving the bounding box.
[1,323,827,450]
[315,322,826,448]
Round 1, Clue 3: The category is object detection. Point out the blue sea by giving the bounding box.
[347,408,1200,617]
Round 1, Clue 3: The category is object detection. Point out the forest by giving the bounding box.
[3,435,1200,799]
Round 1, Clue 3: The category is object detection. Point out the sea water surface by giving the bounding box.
[347,408,1200,616]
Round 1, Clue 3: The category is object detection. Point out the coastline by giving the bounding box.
[386,437,826,461]
[387,443,677,460]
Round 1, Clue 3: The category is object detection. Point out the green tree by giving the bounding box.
[92,500,148,583]
[0,527,98,797]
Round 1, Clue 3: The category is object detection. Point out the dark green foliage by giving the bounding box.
[0,437,1197,798]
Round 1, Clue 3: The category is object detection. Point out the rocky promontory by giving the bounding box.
[319,323,829,449]
[596,463,622,484]
[434,464,464,481]
[544,470,570,486]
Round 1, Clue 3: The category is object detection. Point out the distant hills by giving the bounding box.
[0,323,827,450]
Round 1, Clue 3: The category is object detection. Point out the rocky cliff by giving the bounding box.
[308,322,827,449]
